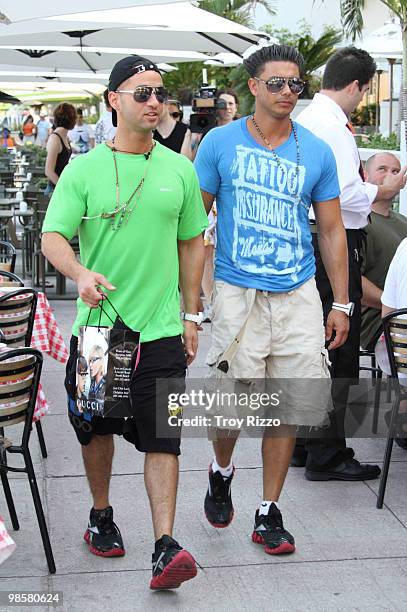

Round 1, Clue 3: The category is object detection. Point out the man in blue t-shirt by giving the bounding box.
[195,44,351,556]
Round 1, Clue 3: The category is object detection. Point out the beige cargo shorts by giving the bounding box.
[205,277,332,433]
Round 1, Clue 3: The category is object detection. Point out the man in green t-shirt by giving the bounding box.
[361,152,407,352]
[42,56,208,590]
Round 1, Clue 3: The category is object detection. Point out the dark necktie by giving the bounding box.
[346,121,365,181]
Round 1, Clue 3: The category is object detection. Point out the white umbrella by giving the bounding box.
[0,3,267,55]
[360,21,402,60]
[0,1,185,25]
[203,38,277,67]
[0,64,177,84]
[0,48,209,74]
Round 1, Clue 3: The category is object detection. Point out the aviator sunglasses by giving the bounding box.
[254,76,305,95]
[116,86,168,103]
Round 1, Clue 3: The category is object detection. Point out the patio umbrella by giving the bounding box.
[0,89,20,104]
[360,21,402,136]
[0,3,268,55]
[0,0,185,25]
[0,62,177,85]
[0,47,210,72]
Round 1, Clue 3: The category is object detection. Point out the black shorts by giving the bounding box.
[65,334,186,455]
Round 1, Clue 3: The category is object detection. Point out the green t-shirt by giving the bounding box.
[361,210,407,350]
[42,142,208,341]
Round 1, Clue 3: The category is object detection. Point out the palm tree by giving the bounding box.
[340,1,407,130]
[199,0,276,27]
[163,0,276,102]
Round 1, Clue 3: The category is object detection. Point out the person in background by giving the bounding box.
[295,46,406,480]
[94,89,116,144]
[21,114,36,144]
[167,99,183,122]
[1,127,15,148]
[361,152,407,352]
[202,89,240,323]
[44,103,77,195]
[154,98,193,157]
[35,111,52,147]
[69,108,95,154]
[361,152,407,449]
[216,89,239,126]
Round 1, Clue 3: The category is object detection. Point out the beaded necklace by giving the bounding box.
[251,115,301,204]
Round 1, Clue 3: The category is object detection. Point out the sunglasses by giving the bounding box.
[170,111,181,119]
[254,76,305,95]
[116,86,168,103]
[89,356,101,364]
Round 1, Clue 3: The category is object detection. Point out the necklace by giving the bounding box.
[82,141,155,230]
[251,115,301,204]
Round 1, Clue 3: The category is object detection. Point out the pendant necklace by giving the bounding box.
[251,115,301,204]
[82,141,155,230]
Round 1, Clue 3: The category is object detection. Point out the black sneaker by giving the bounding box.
[252,504,295,555]
[83,506,125,557]
[204,464,234,528]
[150,535,197,590]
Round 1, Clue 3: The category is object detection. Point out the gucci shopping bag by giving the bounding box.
[76,296,140,418]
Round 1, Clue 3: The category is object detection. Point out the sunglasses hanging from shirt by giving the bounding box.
[82,141,155,230]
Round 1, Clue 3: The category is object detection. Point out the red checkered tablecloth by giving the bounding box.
[32,292,69,364]
[0,289,68,421]
[0,516,16,565]
[31,292,68,421]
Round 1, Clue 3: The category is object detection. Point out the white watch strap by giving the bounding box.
[183,312,203,324]
[332,302,350,315]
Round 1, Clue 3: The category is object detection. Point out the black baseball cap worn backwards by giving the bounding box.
[108,55,162,126]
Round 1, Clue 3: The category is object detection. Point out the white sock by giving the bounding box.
[212,457,233,479]
[259,500,278,516]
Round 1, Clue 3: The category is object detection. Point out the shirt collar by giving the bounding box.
[313,92,349,126]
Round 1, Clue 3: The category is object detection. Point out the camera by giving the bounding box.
[189,70,226,134]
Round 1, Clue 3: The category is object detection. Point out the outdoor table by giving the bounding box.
[0,198,18,207]
[0,210,13,233]
[13,208,34,225]
[0,289,68,420]
[5,187,19,194]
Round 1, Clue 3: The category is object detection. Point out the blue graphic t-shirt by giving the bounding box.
[195,117,340,292]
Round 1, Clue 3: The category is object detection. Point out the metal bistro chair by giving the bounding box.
[0,286,48,459]
[359,348,383,434]
[0,239,16,273]
[0,270,24,287]
[0,347,55,573]
[377,309,407,509]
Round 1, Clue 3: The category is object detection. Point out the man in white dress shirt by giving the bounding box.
[295,47,407,480]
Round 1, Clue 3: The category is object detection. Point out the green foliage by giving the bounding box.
[35,177,48,189]
[351,102,377,126]
[357,132,398,149]
[199,0,275,27]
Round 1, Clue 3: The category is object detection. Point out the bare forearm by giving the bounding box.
[41,232,85,281]
[361,276,382,309]
[45,169,59,185]
[318,228,349,303]
[178,236,205,312]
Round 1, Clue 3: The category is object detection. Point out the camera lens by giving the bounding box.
[197,116,209,129]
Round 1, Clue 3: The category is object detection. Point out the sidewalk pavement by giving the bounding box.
[1,299,407,612]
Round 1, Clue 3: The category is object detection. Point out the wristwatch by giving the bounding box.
[182,312,204,325]
[332,302,355,317]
